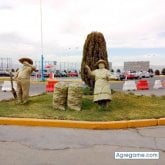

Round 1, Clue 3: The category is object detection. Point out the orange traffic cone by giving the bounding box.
[163,80,165,88]
[49,72,54,79]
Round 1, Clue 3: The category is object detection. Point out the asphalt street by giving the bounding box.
[110,76,165,96]
[1,77,165,101]
[0,81,45,100]
[0,77,165,165]
[0,125,164,165]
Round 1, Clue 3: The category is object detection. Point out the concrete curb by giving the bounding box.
[0,117,165,129]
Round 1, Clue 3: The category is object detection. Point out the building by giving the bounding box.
[124,61,150,71]
[109,62,112,70]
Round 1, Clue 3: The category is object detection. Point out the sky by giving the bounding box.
[0,0,165,68]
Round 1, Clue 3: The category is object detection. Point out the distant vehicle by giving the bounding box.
[35,69,50,78]
[60,71,67,77]
[135,71,142,79]
[119,72,126,80]
[111,72,120,80]
[125,71,138,79]
[141,71,151,78]
[31,71,36,77]
[54,70,67,77]
[67,70,78,77]
[149,72,154,77]
[0,71,11,77]
[111,72,126,81]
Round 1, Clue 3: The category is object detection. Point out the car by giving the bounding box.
[111,72,120,80]
[141,71,151,78]
[35,69,50,78]
[119,73,126,80]
[54,70,61,77]
[31,71,36,77]
[111,72,126,81]
[67,71,78,77]
[0,71,11,77]
[125,71,138,80]
[149,72,154,77]
[54,70,67,77]
[60,71,67,77]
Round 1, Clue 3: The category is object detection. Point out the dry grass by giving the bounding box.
[0,91,165,121]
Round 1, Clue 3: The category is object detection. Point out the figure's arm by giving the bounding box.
[13,71,18,80]
[85,65,93,76]
[106,71,118,81]
[23,61,36,71]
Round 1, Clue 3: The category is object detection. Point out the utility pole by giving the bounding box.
[40,0,44,81]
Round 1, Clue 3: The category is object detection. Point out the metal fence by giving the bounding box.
[0,58,12,71]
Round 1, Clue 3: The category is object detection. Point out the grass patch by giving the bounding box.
[0,92,165,121]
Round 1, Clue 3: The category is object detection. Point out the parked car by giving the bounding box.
[111,72,126,81]
[125,71,138,79]
[0,71,11,77]
[111,72,120,80]
[149,72,154,77]
[119,72,126,80]
[54,70,67,77]
[141,71,151,78]
[67,70,78,77]
[35,69,50,78]
[31,71,36,77]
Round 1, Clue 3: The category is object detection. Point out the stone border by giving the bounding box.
[0,117,164,129]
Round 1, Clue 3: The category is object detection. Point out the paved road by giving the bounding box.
[0,125,164,165]
[1,77,165,101]
[0,78,165,165]
[0,81,45,100]
[111,76,165,96]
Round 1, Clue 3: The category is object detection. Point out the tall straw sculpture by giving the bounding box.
[81,32,109,90]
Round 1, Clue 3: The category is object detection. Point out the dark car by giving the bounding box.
[119,72,126,80]
[0,71,11,77]
[54,70,67,77]
[112,72,126,81]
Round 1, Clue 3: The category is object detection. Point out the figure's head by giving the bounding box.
[19,57,33,65]
[95,59,107,69]
[98,63,105,69]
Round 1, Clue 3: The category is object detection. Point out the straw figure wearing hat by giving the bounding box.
[14,57,36,104]
[85,59,115,109]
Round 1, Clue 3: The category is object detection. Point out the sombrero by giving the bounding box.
[95,59,107,67]
[19,57,33,65]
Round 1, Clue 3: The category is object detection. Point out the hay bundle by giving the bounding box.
[67,83,83,111]
[81,31,109,89]
[53,82,68,110]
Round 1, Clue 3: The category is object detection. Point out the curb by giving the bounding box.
[0,117,165,130]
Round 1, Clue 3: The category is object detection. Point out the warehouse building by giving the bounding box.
[124,61,150,71]
[109,62,112,70]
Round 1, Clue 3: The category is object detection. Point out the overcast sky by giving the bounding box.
[0,0,165,67]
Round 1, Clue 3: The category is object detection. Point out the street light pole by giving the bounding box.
[40,0,44,81]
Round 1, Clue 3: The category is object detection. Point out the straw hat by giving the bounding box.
[95,59,107,67]
[19,57,33,65]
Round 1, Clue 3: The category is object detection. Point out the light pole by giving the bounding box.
[40,0,44,81]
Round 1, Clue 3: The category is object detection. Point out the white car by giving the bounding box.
[141,71,150,78]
